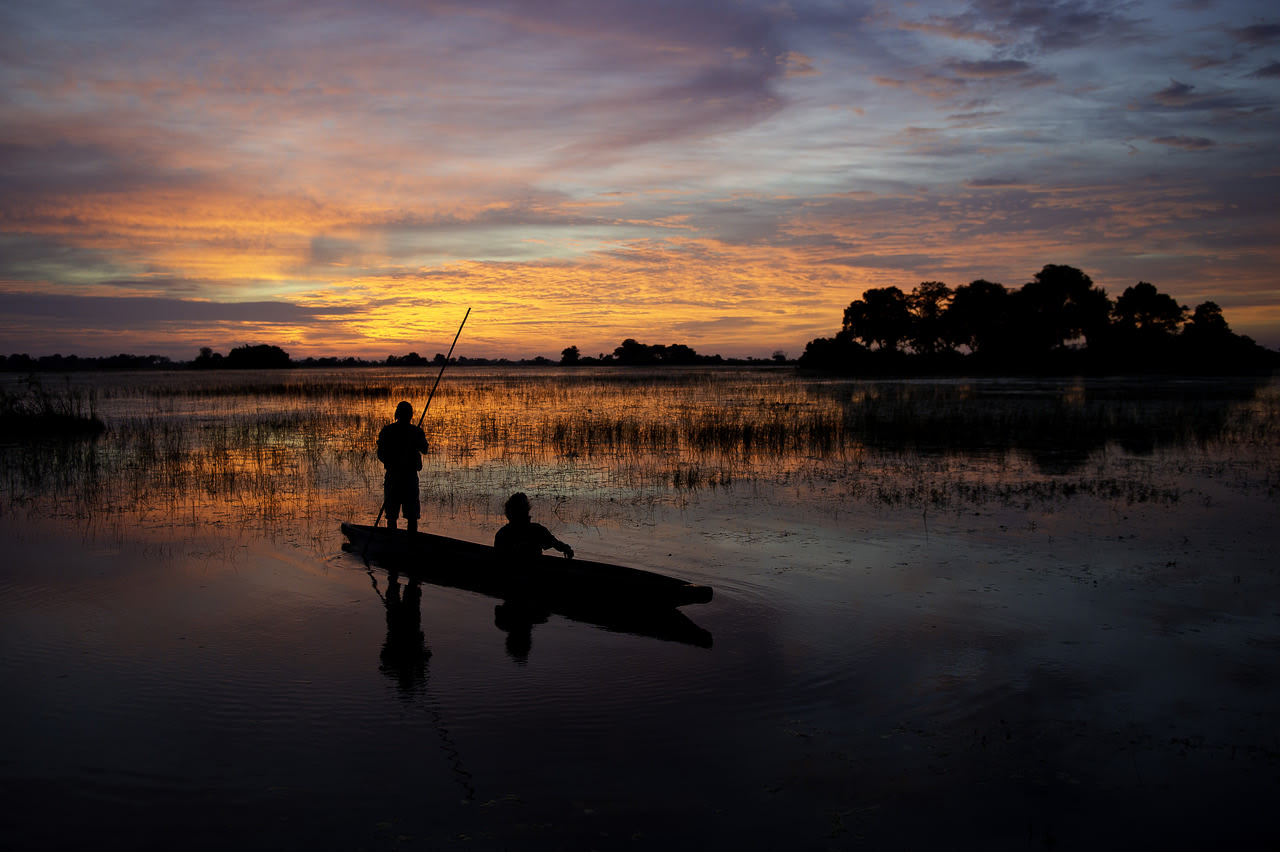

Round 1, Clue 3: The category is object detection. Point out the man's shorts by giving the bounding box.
[383,471,420,520]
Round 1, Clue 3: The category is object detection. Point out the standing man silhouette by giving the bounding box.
[377,401,429,532]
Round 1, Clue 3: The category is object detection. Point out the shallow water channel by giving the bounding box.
[2,369,1278,850]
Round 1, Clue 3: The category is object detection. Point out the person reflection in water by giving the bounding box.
[380,571,430,693]
[377,401,429,532]
[493,492,574,562]
[494,600,548,667]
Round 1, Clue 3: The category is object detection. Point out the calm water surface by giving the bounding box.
[2,369,1277,850]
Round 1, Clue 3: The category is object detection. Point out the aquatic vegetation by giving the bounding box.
[0,378,105,439]
[0,369,1276,536]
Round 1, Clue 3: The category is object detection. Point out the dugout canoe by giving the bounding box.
[340,522,714,611]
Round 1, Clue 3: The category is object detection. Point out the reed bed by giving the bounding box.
[0,377,104,439]
[2,369,1276,538]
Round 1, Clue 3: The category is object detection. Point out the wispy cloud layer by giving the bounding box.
[1,0,1277,358]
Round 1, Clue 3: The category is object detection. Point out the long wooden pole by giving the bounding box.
[369,307,471,536]
[418,307,471,428]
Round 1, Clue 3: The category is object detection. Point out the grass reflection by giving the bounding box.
[2,369,1276,538]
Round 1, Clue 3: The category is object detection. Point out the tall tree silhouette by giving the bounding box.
[803,267,1278,376]
[843,287,912,352]
[1114,282,1187,336]
[1012,265,1112,353]
[1184,301,1230,340]
[944,279,1010,355]
[909,281,954,355]
[224,344,291,369]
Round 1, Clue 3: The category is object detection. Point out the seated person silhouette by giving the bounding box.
[493,492,574,563]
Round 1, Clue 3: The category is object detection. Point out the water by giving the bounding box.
[2,370,1278,849]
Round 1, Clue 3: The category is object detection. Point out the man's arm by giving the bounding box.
[539,525,573,559]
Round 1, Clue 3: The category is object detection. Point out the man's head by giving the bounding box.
[504,492,531,522]
[394,401,413,422]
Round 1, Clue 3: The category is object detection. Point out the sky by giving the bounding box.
[2,0,1278,361]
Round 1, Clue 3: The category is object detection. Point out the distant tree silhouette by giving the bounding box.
[908,281,953,356]
[383,352,431,366]
[842,287,913,352]
[797,334,871,373]
[614,338,656,365]
[1114,282,1187,336]
[192,347,224,369]
[945,279,1010,355]
[561,345,581,365]
[1174,300,1275,373]
[1012,264,1113,355]
[1105,282,1188,369]
[224,344,291,369]
[1184,301,1230,339]
[2,352,172,371]
[803,264,1279,375]
[661,343,700,365]
[611,339,708,365]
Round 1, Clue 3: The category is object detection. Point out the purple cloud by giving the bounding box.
[1227,23,1280,46]
[0,292,352,327]
[945,59,1034,78]
[1150,135,1216,150]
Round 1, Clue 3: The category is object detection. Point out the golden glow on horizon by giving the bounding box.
[3,126,1277,360]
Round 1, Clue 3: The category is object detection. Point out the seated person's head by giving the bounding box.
[394,401,413,422]
[504,492,531,522]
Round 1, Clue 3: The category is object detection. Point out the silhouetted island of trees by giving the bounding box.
[796,265,1279,376]
[2,265,1276,375]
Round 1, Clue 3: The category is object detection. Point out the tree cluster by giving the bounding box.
[192,344,292,369]
[799,265,1279,376]
[559,341,787,366]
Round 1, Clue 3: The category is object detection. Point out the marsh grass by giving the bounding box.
[1,369,1276,538]
[0,377,105,439]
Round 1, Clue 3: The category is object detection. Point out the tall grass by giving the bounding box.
[0,377,104,439]
[1,369,1276,539]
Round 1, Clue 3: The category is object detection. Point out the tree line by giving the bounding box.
[4,267,1276,375]
[558,341,787,366]
[2,340,789,372]
[797,264,1279,375]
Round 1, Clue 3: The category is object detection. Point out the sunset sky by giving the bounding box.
[2,0,1278,361]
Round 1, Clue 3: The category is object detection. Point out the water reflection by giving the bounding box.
[355,551,713,653]
[493,599,550,666]
[368,568,476,803]
[3,370,1276,533]
[818,376,1275,474]
[377,570,431,695]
